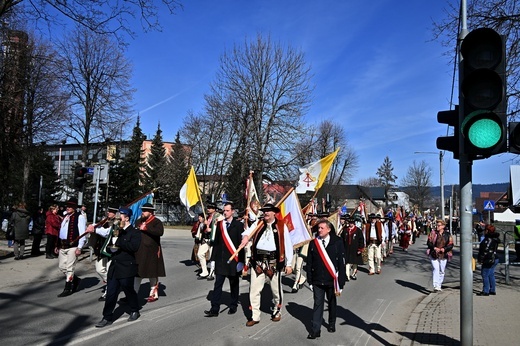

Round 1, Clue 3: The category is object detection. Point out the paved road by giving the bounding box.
[0,230,518,345]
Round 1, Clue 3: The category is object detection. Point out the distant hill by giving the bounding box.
[429,183,509,199]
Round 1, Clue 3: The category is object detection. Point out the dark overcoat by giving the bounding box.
[108,224,141,279]
[210,218,245,276]
[307,233,346,289]
[135,216,166,278]
[11,208,31,241]
[340,225,365,265]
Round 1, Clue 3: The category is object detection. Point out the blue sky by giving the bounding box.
[125,0,515,187]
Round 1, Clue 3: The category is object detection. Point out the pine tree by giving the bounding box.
[143,123,166,192]
[225,147,247,211]
[27,148,61,210]
[376,156,398,206]
[166,132,190,204]
[119,117,146,202]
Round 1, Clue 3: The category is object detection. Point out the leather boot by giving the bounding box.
[58,281,73,297]
[72,275,82,293]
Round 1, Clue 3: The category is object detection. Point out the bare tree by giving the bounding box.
[217,34,313,196]
[432,0,520,119]
[401,160,432,213]
[57,26,134,164]
[294,120,358,184]
[180,108,239,199]
[0,0,183,41]
[358,177,381,187]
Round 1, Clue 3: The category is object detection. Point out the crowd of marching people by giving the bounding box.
[1,197,166,328]
[7,195,499,338]
[187,199,456,338]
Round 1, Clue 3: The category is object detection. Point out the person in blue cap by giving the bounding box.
[95,207,142,328]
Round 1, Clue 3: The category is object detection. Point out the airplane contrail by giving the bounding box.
[139,93,182,114]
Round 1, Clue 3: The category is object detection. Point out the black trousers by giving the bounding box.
[103,276,139,320]
[31,233,43,255]
[46,234,58,256]
[210,273,239,313]
[311,284,337,333]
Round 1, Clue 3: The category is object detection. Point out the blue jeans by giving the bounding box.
[481,258,499,293]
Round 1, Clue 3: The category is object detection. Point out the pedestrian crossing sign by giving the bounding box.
[483,200,495,211]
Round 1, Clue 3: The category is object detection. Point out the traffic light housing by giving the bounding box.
[436,106,459,159]
[74,166,88,189]
[509,122,520,154]
[460,27,507,159]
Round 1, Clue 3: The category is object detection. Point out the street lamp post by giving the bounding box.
[414,151,445,221]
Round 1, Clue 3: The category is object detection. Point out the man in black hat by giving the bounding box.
[340,216,364,281]
[95,207,141,327]
[197,202,220,279]
[135,203,166,302]
[363,213,383,275]
[241,203,293,326]
[86,206,119,301]
[57,198,87,297]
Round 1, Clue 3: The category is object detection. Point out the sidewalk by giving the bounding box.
[400,259,520,345]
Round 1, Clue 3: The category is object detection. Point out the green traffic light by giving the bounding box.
[467,118,502,149]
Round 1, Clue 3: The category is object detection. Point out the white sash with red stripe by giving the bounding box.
[221,221,238,262]
[314,238,341,294]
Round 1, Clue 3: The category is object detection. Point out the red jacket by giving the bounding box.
[45,211,61,236]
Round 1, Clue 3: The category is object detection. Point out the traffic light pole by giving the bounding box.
[459,153,473,346]
[458,2,472,344]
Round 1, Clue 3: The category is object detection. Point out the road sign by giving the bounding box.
[483,200,495,211]
[87,167,94,175]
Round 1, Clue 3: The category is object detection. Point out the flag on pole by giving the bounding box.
[179,166,201,217]
[295,148,340,194]
[128,192,154,226]
[276,190,311,247]
[245,172,261,218]
[326,209,342,235]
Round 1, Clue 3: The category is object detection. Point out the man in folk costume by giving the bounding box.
[340,216,364,281]
[364,213,384,275]
[306,219,346,339]
[95,207,142,327]
[384,216,398,255]
[399,217,413,251]
[204,202,245,317]
[134,203,166,302]
[86,206,119,301]
[241,203,293,326]
[197,203,221,280]
[57,198,87,297]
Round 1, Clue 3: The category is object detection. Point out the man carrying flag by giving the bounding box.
[306,219,346,339]
[242,203,293,326]
[203,202,245,317]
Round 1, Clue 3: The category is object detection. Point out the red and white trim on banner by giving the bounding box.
[314,238,341,294]
[221,221,238,262]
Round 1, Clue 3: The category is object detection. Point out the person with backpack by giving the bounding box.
[476,224,500,296]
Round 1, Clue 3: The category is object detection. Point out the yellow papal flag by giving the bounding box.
[179,166,201,214]
[295,148,340,194]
